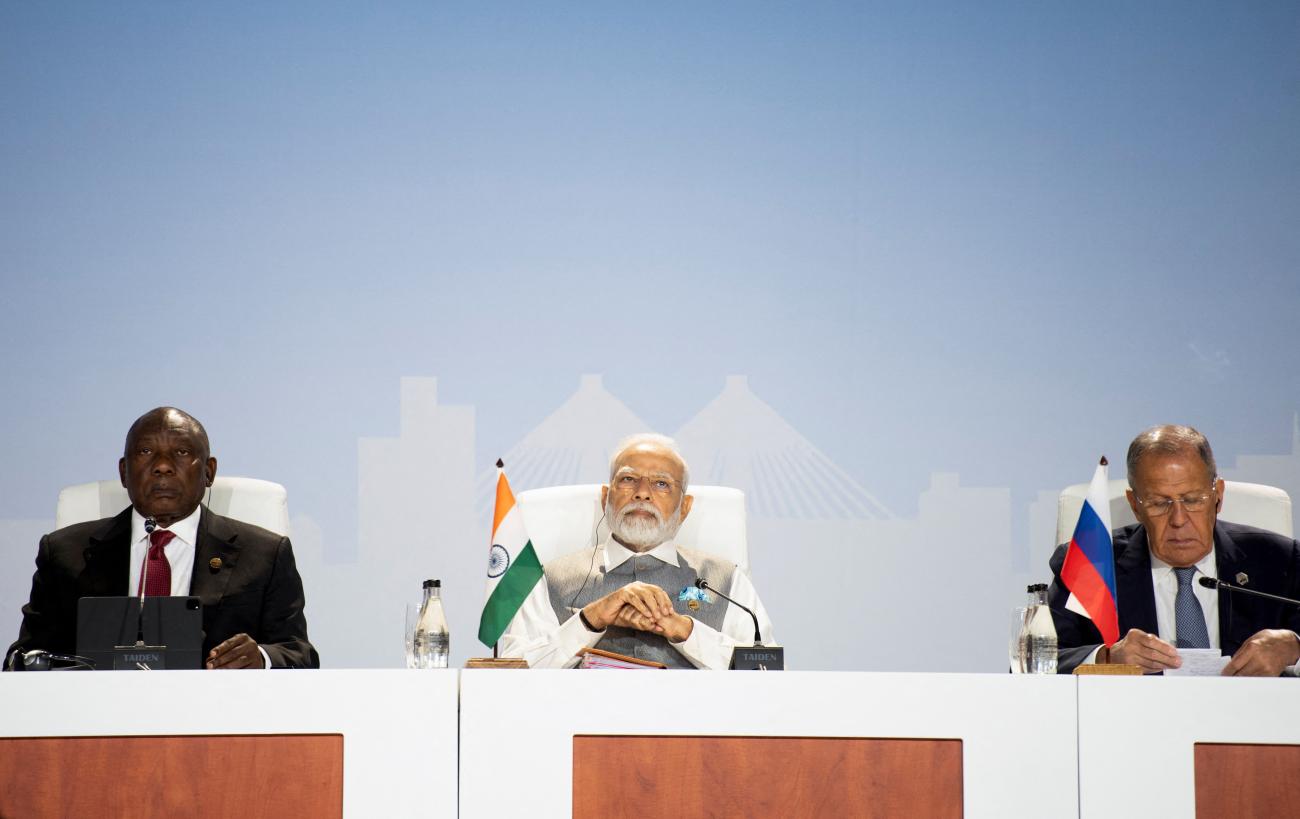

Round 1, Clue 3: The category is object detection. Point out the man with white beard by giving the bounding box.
[498,434,775,669]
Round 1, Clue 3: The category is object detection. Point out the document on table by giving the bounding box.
[1164,649,1229,676]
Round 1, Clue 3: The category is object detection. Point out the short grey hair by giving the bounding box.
[1126,424,1217,485]
[608,433,690,491]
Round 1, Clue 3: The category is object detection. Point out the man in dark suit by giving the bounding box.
[1048,424,1300,676]
[7,407,318,669]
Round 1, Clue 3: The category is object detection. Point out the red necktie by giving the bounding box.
[140,529,175,597]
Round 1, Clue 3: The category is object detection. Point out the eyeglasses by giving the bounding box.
[1134,489,1216,517]
[612,472,679,495]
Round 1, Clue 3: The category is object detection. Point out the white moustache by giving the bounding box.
[619,502,662,524]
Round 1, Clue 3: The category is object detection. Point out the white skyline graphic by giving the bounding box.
[3,380,1297,672]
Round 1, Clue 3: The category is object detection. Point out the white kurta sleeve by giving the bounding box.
[497,576,604,669]
[671,567,776,670]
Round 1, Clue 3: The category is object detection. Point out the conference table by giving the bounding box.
[1,670,1296,818]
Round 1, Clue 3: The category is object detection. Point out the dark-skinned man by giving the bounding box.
[1048,424,1300,676]
[6,407,318,670]
[499,433,774,669]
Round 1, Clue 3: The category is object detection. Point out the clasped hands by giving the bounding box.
[581,581,693,644]
[1106,627,1299,676]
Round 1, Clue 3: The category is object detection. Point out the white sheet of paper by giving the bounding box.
[1164,648,1229,676]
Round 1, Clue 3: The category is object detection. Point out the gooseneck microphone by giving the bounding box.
[695,578,763,646]
[1199,576,1300,609]
[136,517,158,645]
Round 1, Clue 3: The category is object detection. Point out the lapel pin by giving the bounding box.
[209,557,223,571]
[1235,572,1249,586]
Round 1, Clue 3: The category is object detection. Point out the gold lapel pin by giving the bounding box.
[209,557,223,571]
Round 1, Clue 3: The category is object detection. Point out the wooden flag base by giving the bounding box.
[1073,663,1142,675]
[465,658,529,669]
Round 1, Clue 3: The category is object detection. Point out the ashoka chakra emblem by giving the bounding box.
[487,544,511,578]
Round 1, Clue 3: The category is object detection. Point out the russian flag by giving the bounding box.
[1060,457,1119,645]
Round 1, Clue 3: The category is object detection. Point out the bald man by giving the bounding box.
[7,407,318,670]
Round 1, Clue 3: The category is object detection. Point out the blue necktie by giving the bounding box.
[1173,567,1211,649]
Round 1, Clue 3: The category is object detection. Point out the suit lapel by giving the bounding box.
[1116,526,1158,634]
[79,508,133,598]
[1214,523,1254,654]
[190,507,241,608]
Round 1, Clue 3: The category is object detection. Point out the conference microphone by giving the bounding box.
[695,577,762,646]
[693,578,784,671]
[136,517,158,645]
[1199,576,1300,609]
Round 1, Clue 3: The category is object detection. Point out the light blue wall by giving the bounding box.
[4,2,1299,669]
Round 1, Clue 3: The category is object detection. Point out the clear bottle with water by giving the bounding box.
[414,579,450,669]
[1020,583,1058,674]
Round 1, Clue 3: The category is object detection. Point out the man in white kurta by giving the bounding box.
[499,434,774,669]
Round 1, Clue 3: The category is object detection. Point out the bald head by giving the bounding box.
[125,407,210,460]
[119,407,217,527]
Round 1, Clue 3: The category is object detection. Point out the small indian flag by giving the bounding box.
[477,460,544,648]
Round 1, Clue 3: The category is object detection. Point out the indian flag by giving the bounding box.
[477,461,544,648]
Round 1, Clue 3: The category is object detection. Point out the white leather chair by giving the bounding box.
[56,477,291,537]
[515,484,749,571]
[1056,479,1293,545]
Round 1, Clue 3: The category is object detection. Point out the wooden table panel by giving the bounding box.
[0,734,343,819]
[574,735,962,819]
[1195,743,1300,819]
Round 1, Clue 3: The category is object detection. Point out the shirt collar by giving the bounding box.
[131,504,202,547]
[603,538,681,571]
[1149,539,1219,580]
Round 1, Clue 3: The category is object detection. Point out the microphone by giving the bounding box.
[1199,576,1300,609]
[695,577,763,646]
[136,517,158,645]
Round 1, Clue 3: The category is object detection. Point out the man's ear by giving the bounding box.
[1125,488,1139,519]
[1214,477,1225,514]
[679,494,694,523]
[600,484,609,511]
[118,457,127,487]
[205,457,218,487]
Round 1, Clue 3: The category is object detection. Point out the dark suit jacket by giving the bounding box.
[1048,520,1300,673]
[7,506,318,669]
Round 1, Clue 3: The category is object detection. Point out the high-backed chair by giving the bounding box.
[515,484,748,571]
[56,477,291,537]
[1055,479,1293,546]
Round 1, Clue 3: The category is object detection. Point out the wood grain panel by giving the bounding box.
[1195,743,1300,819]
[0,734,343,819]
[574,735,962,819]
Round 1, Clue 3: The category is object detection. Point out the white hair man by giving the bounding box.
[499,434,774,669]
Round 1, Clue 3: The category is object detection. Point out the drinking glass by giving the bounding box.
[404,603,420,669]
[1009,606,1028,674]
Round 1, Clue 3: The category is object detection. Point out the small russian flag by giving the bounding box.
[1060,457,1119,645]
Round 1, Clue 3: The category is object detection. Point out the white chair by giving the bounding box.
[1056,479,1293,545]
[56,477,291,537]
[515,484,748,571]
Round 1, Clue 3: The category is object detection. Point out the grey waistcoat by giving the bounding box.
[545,544,735,669]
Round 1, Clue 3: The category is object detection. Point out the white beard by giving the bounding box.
[608,498,683,551]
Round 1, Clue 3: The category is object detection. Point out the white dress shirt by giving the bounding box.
[1150,548,1220,649]
[128,506,270,669]
[499,538,775,670]
[129,507,200,596]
